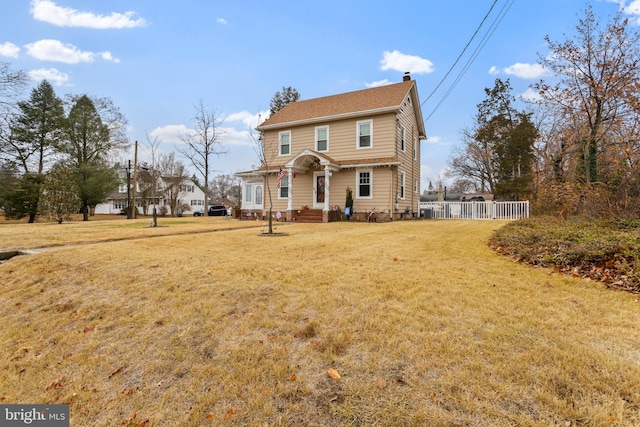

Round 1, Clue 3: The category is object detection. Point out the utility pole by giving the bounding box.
[127,160,132,219]
[152,168,158,227]
[132,141,138,219]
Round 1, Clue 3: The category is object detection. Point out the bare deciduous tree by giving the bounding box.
[158,151,189,217]
[178,101,225,213]
[251,116,279,233]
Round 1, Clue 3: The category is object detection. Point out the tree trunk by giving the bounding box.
[83,202,89,221]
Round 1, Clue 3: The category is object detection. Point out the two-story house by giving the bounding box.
[94,176,207,216]
[236,73,426,222]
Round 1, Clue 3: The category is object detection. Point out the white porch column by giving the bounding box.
[323,165,331,211]
[287,168,293,212]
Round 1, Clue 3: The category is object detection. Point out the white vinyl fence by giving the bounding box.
[419,201,529,220]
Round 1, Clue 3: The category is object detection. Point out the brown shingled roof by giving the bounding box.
[259,80,417,129]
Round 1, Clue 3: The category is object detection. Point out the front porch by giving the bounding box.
[238,208,342,223]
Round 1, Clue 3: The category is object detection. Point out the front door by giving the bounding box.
[314,173,325,208]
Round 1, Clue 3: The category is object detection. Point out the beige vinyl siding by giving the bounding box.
[262,113,398,162]
[394,92,422,214]
[261,167,397,213]
[351,167,393,213]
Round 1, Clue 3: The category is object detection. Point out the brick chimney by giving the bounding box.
[403,72,411,81]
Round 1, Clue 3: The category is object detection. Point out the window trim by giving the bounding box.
[400,126,406,152]
[356,169,373,199]
[356,119,373,149]
[413,136,418,160]
[400,171,406,200]
[279,130,291,156]
[278,173,289,199]
[315,126,329,152]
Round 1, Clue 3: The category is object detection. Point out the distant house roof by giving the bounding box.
[258,78,426,138]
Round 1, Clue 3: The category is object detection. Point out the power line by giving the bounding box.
[421,0,499,108]
[423,0,516,124]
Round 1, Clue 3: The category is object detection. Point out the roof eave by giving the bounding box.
[258,106,400,131]
[340,161,402,169]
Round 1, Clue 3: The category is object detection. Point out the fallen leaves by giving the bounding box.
[327,368,341,380]
[375,377,387,389]
[44,375,65,391]
[108,366,124,379]
[224,406,236,419]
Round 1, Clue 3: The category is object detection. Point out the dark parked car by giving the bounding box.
[208,205,226,216]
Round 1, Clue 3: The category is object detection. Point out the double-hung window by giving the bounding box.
[400,127,406,152]
[414,136,418,160]
[279,131,291,156]
[357,170,372,198]
[315,126,329,152]
[400,171,406,199]
[357,120,372,149]
[279,175,289,199]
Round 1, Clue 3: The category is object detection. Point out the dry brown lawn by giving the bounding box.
[1,218,639,426]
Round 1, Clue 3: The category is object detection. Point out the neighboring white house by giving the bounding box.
[94,177,206,216]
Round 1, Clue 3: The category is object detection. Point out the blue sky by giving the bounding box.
[0,0,635,189]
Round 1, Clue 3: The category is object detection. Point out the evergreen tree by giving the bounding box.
[39,163,80,223]
[10,80,64,174]
[1,173,44,220]
[4,80,64,222]
[58,95,123,221]
[450,79,538,200]
[269,86,301,116]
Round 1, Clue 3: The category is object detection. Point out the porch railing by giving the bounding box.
[419,201,529,220]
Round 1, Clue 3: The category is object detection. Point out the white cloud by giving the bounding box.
[425,135,450,145]
[520,87,542,102]
[217,18,228,24]
[226,110,269,129]
[622,0,640,23]
[28,68,70,86]
[489,62,550,79]
[365,79,391,88]
[380,50,434,74]
[30,0,146,29]
[222,127,253,147]
[25,39,119,64]
[149,124,190,143]
[0,42,20,58]
[100,51,120,63]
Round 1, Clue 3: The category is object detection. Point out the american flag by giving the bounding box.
[276,169,286,189]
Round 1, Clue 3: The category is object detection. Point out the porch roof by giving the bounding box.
[234,154,401,177]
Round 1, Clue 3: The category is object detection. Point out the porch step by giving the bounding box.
[293,209,323,223]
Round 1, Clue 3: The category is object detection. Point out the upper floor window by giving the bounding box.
[357,169,372,198]
[400,126,406,152]
[315,126,329,152]
[118,184,127,193]
[180,184,194,193]
[279,131,291,156]
[413,136,418,160]
[357,120,372,149]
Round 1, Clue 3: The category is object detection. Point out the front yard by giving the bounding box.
[1,220,638,426]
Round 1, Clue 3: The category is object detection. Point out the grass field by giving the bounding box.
[1,217,639,426]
